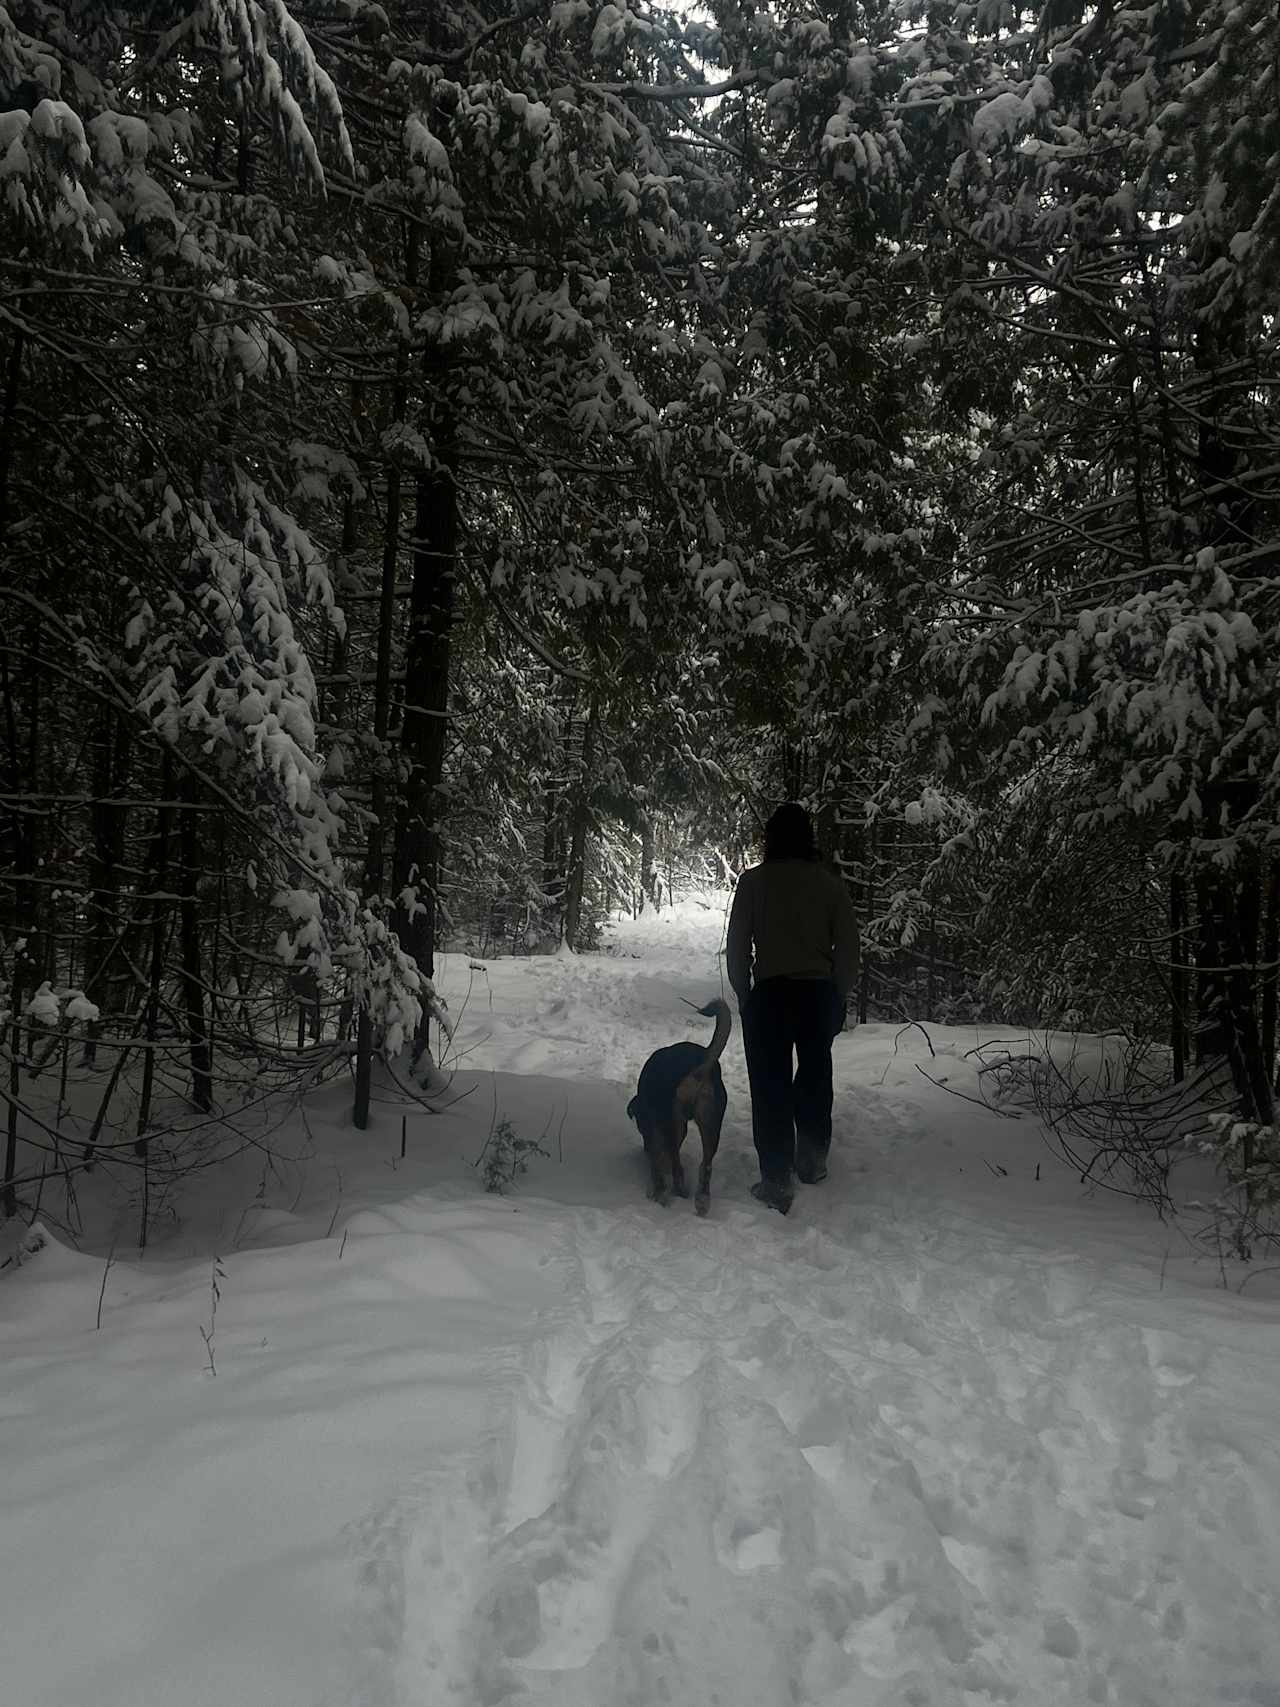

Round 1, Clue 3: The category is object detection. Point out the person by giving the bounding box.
[726,802,860,1214]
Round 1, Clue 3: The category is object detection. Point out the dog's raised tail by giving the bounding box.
[696,997,732,1067]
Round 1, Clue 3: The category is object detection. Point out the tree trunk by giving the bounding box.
[1195,862,1233,1063]
[1186,287,1261,1085]
[178,772,213,1111]
[393,371,457,996]
[0,326,22,552]
[363,360,409,905]
[639,817,656,914]
[857,821,874,1026]
[541,693,577,945]
[1230,852,1273,1133]
[354,238,413,1132]
[82,707,131,1065]
[542,779,568,943]
[318,403,360,737]
[135,759,173,1156]
[1170,867,1188,1084]
[1196,840,1273,1134]
[354,1007,374,1132]
[563,704,599,952]
[3,953,28,1218]
[782,740,804,802]
[1,614,36,1215]
[1261,860,1279,1096]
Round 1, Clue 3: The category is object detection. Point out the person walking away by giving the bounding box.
[726,802,860,1214]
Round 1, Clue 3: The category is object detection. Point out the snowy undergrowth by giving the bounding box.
[3,893,1280,1707]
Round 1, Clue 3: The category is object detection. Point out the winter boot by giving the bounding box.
[750,1176,794,1215]
[795,1136,828,1185]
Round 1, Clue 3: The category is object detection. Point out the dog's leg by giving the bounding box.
[693,1119,721,1216]
[670,1116,690,1198]
[647,1123,675,1206]
[637,1113,669,1205]
[693,1082,725,1218]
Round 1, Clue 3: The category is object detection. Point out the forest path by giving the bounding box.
[6,898,1280,1707]
[351,1135,1280,1707]
[355,896,1280,1707]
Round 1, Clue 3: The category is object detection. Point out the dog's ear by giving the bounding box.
[626,1095,638,1122]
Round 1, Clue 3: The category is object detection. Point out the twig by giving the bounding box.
[915,1063,1023,1117]
[199,1255,224,1376]
[478,1071,499,1168]
[95,1237,117,1330]
[380,1052,473,1113]
[325,1168,343,1237]
[895,1020,937,1056]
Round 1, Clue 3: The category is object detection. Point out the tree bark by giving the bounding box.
[82,706,131,1065]
[542,778,568,943]
[857,821,874,1026]
[639,816,656,914]
[363,333,410,906]
[354,237,413,1133]
[1170,867,1188,1084]
[1195,861,1232,1063]
[563,703,599,952]
[1261,861,1279,1096]
[178,771,213,1111]
[3,953,28,1218]
[0,326,22,553]
[393,368,457,995]
[1196,838,1273,1134]
[135,757,173,1156]
[541,689,578,944]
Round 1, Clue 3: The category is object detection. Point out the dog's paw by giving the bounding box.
[694,1192,710,1218]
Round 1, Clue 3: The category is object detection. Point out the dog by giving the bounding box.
[627,998,730,1216]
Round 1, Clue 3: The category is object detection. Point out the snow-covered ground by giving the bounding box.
[5,894,1280,1707]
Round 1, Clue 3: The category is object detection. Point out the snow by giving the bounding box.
[23,980,61,1026]
[4,895,1280,1707]
[971,91,1032,152]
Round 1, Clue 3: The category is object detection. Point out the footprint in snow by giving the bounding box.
[718,1518,783,1573]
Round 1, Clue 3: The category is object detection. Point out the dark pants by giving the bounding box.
[742,977,841,1183]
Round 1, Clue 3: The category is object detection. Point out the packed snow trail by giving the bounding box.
[372,901,1280,1707]
[345,1189,1280,1707]
[4,895,1280,1707]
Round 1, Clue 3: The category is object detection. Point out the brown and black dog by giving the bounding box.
[627,998,730,1216]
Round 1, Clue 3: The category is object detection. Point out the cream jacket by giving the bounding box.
[726,859,860,1002]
